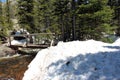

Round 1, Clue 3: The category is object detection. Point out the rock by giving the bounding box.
[0,44,16,57]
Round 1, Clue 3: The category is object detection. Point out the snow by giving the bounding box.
[11,39,27,45]
[10,29,29,45]
[23,39,120,80]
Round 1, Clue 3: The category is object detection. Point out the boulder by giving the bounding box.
[0,44,16,57]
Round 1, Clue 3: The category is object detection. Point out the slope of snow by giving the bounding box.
[23,39,120,80]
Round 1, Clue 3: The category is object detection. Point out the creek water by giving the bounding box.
[0,54,35,80]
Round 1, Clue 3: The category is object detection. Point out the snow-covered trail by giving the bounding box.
[23,39,120,80]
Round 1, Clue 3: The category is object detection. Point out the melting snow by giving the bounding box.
[23,39,120,80]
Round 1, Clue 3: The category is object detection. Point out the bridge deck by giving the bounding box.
[10,44,50,49]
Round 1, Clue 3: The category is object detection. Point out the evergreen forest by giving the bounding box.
[0,0,120,42]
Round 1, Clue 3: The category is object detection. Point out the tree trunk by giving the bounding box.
[72,0,76,40]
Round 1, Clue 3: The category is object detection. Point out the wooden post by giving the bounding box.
[8,36,11,46]
[50,40,54,46]
[26,36,28,47]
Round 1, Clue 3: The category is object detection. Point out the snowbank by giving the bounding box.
[23,39,120,80]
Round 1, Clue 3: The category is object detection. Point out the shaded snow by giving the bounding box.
[23,39,120,80]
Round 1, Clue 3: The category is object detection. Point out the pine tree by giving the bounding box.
[17,0,34,32]
[76,0,113,41]
[54,0,71,41]
[0,0,2,26]
[33,0,55,33]
[5,0,13,30]
[34,0,48,32]
[0,0,8,41]
[108,0,120,36]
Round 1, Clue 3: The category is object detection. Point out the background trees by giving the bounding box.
[17,0,34,33]
[108,0,120,36]
[33,0,54,33]
[0,0,119,42]
[5,0,13,30]
[0,0,13,41]
[54,0,71,41]
[0,0,3,28]
[53,0,114,41]
[76,0,113,41]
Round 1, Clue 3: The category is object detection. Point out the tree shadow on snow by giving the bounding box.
[47,48,120,80]
[103,45,120,49]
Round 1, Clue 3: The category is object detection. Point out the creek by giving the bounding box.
[0,54,35,80]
